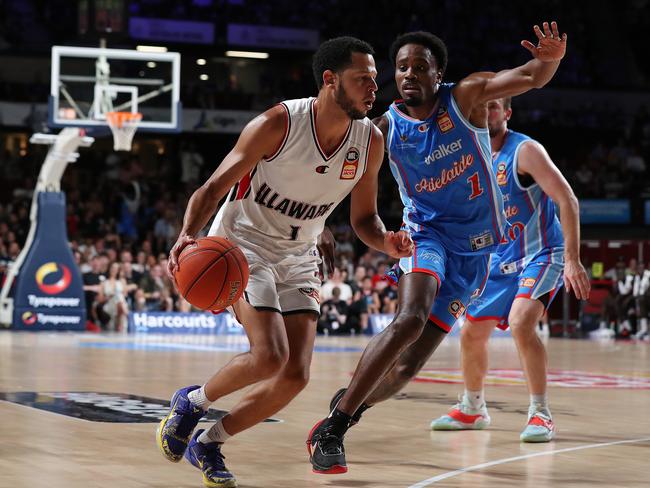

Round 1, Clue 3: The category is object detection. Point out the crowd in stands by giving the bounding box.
[1,95,649,333]
[0,139,401,332]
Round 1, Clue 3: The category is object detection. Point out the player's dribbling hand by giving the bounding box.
[167,234,197,280]
[521,21,567,62]
[384,230,414,259]
[563,258,591,301]
[317,226,337,276]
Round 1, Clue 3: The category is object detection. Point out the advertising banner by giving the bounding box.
[580,199,630,224]
[227,23,319,50]
[12,193,86,331]
[128,311,245,335]
[129,17,214,44]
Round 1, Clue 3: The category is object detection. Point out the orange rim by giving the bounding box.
[106,111,142,128]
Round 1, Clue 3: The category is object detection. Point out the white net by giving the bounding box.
[106,111,142,151]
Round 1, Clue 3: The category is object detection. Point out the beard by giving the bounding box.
[403,94,424,107]
[335,83,366,120]
[489,123,505,138]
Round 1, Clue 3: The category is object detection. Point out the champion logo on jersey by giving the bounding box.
[437,110,454,133]
[315,165,329,174]
[448,299,466,319]
[496,162,507,186]
[418,123,429,133]
[340,147,360,179]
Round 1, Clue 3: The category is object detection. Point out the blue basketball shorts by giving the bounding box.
[466,248,564,330]
[386,229,491,332]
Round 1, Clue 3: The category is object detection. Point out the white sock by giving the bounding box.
[198,418,232,444]
[463,389,484,410]
[530,393,549,412]
[188,385,212,411]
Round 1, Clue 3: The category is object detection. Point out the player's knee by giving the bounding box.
[461,322,488,345]
[279,364,310,393]
[252,346,290,378]
[390,312,427,344]
[509,316,535,338]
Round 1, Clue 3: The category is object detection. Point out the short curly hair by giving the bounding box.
[389,31,448,75]
[312,36,375,89]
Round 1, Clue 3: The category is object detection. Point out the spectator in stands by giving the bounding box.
[379,283,398,314]
[633,262,650,338]
[615,263,635,335]
[121,260,142,307]
[82,255,104,324]
[98,261,129,332]
[321,267,353,304]
[180,142,205,189]
[347,289,369,335]
[360,276,381,315]
[318,287,349,335]
[138,263,167,310]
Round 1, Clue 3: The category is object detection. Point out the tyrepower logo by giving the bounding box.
[21,311,37,325]
[21,312,81,326]
[35,262,72,295]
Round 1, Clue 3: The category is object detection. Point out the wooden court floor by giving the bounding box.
[1,331,649,487]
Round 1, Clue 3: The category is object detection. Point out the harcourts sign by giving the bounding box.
[128,312,245,335]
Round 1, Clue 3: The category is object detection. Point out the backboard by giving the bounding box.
[49,45,181,132]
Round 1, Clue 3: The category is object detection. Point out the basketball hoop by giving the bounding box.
[106,111,142,151]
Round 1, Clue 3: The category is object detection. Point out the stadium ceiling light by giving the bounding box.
[136,45,168,53]
[196,58,207,65]
[147,61,156,68]
[200,74,209,81]
[225,50,269,59]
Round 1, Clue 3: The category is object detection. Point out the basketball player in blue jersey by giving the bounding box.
[430,96,590,441]
[308,22,570,474]
[157,37,412,487]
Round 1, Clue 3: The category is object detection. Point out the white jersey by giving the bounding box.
[210,97,374,258]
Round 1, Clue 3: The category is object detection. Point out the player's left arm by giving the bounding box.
[518,141,591,300]
[454,22,567,118]
[350,126,413,259]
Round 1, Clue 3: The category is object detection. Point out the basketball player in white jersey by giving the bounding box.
[156,37,413,487]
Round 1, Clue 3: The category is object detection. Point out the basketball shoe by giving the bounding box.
[185,430,237,488]
[520,405,555,442]
[157,385,206,462]
[307,417,348,474]
[430,398,491,430]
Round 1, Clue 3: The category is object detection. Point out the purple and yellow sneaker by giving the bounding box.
[185,429,237,488]
[156,385,205,462]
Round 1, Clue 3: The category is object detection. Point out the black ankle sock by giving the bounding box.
[328,408,353,436]
[354,402,371,422]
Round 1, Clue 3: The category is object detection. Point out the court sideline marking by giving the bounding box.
[408,436,650,487]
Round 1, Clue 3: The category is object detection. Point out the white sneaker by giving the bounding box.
[520,405,555,443]
[431,401,491,430]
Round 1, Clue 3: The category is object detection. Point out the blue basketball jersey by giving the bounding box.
[493,130,564,268]
[386,83,507,255]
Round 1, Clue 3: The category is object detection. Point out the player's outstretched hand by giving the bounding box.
[167,234,197,280]
[317,226,337,276]
[521,21,567,62]
[563,259,591,301]
[384,230,414,259]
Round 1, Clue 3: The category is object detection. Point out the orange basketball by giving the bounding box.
[174,236,249,311]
